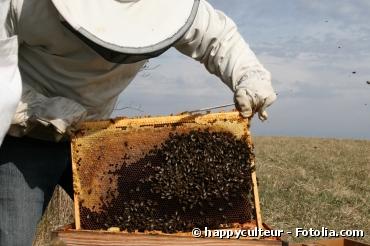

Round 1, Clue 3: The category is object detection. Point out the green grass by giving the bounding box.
[34,136,370,245]
[254,137,370,243]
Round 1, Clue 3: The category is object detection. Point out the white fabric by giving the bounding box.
[7,0,147,140]
[9,84,87,141]
[0,0,22,145]
[175,0,276,120]
[234,89,276,120]
[52,0,195,51]
[3,0,275,141]
[0,36,22,145]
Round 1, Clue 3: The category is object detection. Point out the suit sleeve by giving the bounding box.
[175,0,272,98]
[0,0,22,145]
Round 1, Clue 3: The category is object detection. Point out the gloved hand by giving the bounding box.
[234,73,277,121]
[173,0,277,119]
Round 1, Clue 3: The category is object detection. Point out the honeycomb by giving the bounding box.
[71,111,259,232]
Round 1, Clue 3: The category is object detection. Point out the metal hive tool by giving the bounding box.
[71,111,263,232]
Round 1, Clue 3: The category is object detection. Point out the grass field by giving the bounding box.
[33,136,370,245]
[254,137,370,243]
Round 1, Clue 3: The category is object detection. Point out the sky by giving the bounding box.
[114,0,370,140]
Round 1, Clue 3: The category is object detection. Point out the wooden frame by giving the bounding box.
[70,112,264,240]
[53,224,284,246]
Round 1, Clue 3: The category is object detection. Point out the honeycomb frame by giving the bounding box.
[71,111,262,232]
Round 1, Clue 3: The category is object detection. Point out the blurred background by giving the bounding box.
[113,0,370,139]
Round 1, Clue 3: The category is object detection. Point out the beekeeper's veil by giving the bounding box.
[51,0,199,63]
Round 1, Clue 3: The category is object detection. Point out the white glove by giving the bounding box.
[234,72,277,121]
[9,83,87,141]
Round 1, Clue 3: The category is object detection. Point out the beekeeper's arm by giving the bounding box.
[175,0,276,120]
[0,0,22,145]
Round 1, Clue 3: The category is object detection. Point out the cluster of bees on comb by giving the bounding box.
[80,130,255,233]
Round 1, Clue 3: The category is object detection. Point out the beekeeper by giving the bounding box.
[0,0,276,244]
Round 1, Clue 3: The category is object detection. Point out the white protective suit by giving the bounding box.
[0,0,276,143]
[0,3,22,145]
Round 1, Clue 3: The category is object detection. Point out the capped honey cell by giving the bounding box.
[72,112,257,233]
